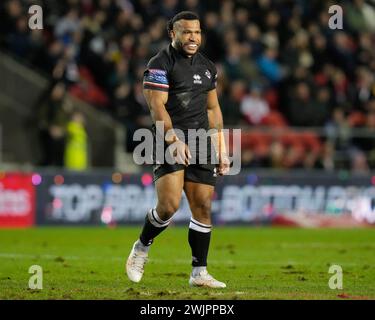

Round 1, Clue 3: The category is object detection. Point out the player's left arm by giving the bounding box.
[207,88,230,175]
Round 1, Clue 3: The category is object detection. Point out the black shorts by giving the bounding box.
[151,125,217,186]
[153,163,217,186]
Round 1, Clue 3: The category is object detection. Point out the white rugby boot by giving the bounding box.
[126,241,148,283]
[189,269,226,288]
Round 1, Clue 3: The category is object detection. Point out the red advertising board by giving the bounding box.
[0,172,35,227]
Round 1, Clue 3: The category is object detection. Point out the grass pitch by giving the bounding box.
[0,226,374,300]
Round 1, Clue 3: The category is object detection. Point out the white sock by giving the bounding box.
[134,239,150,253]
[192,266,207,277]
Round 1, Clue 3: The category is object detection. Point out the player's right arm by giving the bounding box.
[143,88,191,165]
[143,88,172,139]
[143,59,191,165]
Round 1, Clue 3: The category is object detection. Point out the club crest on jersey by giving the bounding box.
[193,74,202,84]
[205,70,211,79]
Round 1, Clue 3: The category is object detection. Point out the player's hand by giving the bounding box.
[169,139,192,166]
[218,152,230,175]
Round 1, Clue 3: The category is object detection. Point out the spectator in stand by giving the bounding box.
[37,82,71,167]
[267,141,286,170]
[315,141,336,171]
[64,111,88,171]
[244,23,263,59]
[0,0,23,36]
[54,8,82,43]
[346,0,375,33]
[331,32,356,78]
[241,85,270,125]
[5,15,30,58]
[352,104,375,168]
[351,150,370,174]
[108,58,132,94]
[287,82,315,126]
[201,11,224,62]
[223,41,258,82]
[219,80,246,126]
[241,149,256,169]
[325,107,353,152]
[257,47,285,84]
[354,67,375,112]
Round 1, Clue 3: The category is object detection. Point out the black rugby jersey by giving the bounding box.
[143,44,217,131]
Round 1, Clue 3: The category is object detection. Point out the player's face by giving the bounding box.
[172,19,201,56]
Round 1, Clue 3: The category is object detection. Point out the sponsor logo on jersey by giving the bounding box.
[144,69,169,89]
[193,74,202,84]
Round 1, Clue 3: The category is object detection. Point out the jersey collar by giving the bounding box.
[170,43,197,65]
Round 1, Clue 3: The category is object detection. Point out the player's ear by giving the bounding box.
[167,19,174,39]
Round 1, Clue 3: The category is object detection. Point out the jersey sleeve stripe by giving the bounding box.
[143,81,169,89]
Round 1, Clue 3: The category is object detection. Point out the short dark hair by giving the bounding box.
[167,11,200,33]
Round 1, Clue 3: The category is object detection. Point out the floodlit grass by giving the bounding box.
[0,226,374,300]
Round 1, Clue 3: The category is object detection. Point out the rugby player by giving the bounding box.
[126,11,230,288]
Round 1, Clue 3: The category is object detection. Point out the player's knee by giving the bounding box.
[192,199,212,220]
[157,200,180,220]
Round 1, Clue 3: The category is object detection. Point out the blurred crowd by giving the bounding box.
[1,0,375,171]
